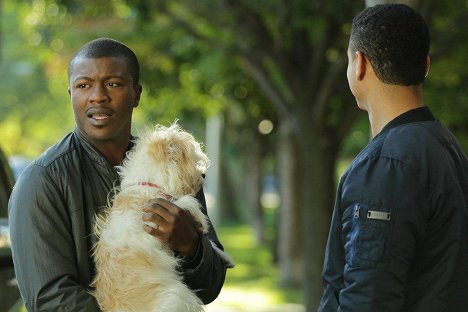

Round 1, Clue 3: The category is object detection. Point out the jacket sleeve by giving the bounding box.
[180,188,229,304]
[318,195,345,312]
[8,164,100,312]
[336,157,424,311]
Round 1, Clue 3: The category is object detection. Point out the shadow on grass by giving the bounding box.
[216,223,302,306]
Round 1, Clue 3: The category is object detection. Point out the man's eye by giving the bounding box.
[77,84,88,89]
[107,82,119,87]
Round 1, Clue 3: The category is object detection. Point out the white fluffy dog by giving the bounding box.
[92,123,212,312]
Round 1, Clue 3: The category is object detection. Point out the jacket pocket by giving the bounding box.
[344,203,392,268]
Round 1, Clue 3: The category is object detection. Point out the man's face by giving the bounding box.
[346,46,365,111]
[346,46,356,97]
[68,56,142,147]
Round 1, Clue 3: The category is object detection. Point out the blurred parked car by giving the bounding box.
[0,146,21,311]
[8,155,32,181]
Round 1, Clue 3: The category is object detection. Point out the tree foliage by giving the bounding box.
[0,0,230,156]
[1,1,467,310]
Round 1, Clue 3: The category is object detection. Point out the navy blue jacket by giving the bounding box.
[319,107,468,312]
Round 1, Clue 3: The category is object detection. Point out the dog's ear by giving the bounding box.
[148,138,169,163]
[172,137,205,195]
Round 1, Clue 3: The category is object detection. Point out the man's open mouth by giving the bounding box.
[86,108,113,125]
[90,113,110,120]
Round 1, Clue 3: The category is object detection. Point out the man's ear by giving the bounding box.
[134,84,143,107]
[425,55,430,78]
[356,51,366,81]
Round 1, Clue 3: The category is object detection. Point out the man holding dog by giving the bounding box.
[318,4,468,312]
[9,38,230,311]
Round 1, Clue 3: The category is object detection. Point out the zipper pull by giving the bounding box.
[354,205,360,219]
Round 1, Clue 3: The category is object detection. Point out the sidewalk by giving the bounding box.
[205,287,305,312]
[207,303,305,312]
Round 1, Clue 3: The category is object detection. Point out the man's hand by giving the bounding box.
[142,198,200,257]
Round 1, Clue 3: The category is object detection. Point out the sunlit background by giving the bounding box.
[0,0,467,311]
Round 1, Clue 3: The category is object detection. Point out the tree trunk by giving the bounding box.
[219,158,242,222]
[299,126,338,311]
[277,118,303,286]
[245,131,265,244]
[205,114,223,226]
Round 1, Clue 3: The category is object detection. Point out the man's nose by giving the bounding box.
[89,84,109,103]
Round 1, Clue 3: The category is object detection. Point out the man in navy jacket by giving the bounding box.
[319,4,468,312]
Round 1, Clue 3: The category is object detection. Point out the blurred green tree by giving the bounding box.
[1,0,467,310]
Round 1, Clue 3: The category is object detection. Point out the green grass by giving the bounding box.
[212,223,303,309]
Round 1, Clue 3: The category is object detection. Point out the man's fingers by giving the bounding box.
[143,224,163,235]
[143,199,176,222]
[150,198,179,214]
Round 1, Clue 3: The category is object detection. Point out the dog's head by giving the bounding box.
[120,122,210,197]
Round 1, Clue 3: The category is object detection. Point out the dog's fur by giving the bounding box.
[92,123,211,312]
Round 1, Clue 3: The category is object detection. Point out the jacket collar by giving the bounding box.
[73,128,135,169]
[376,106,436,139]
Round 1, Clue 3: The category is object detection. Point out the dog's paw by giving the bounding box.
[174,195,209,234]
[190,208,209,234]
[194,218,209,234]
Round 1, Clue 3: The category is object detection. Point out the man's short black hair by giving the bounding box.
[68,38,140,85]
[350,4,430,86]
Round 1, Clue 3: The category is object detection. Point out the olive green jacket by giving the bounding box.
[9,129,227,311]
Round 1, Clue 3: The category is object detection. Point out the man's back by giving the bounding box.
[380,117,468,311]
[320,108,468,312]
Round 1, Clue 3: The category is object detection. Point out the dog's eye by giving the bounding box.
[168,143,183,162]
[168,143,179,153]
